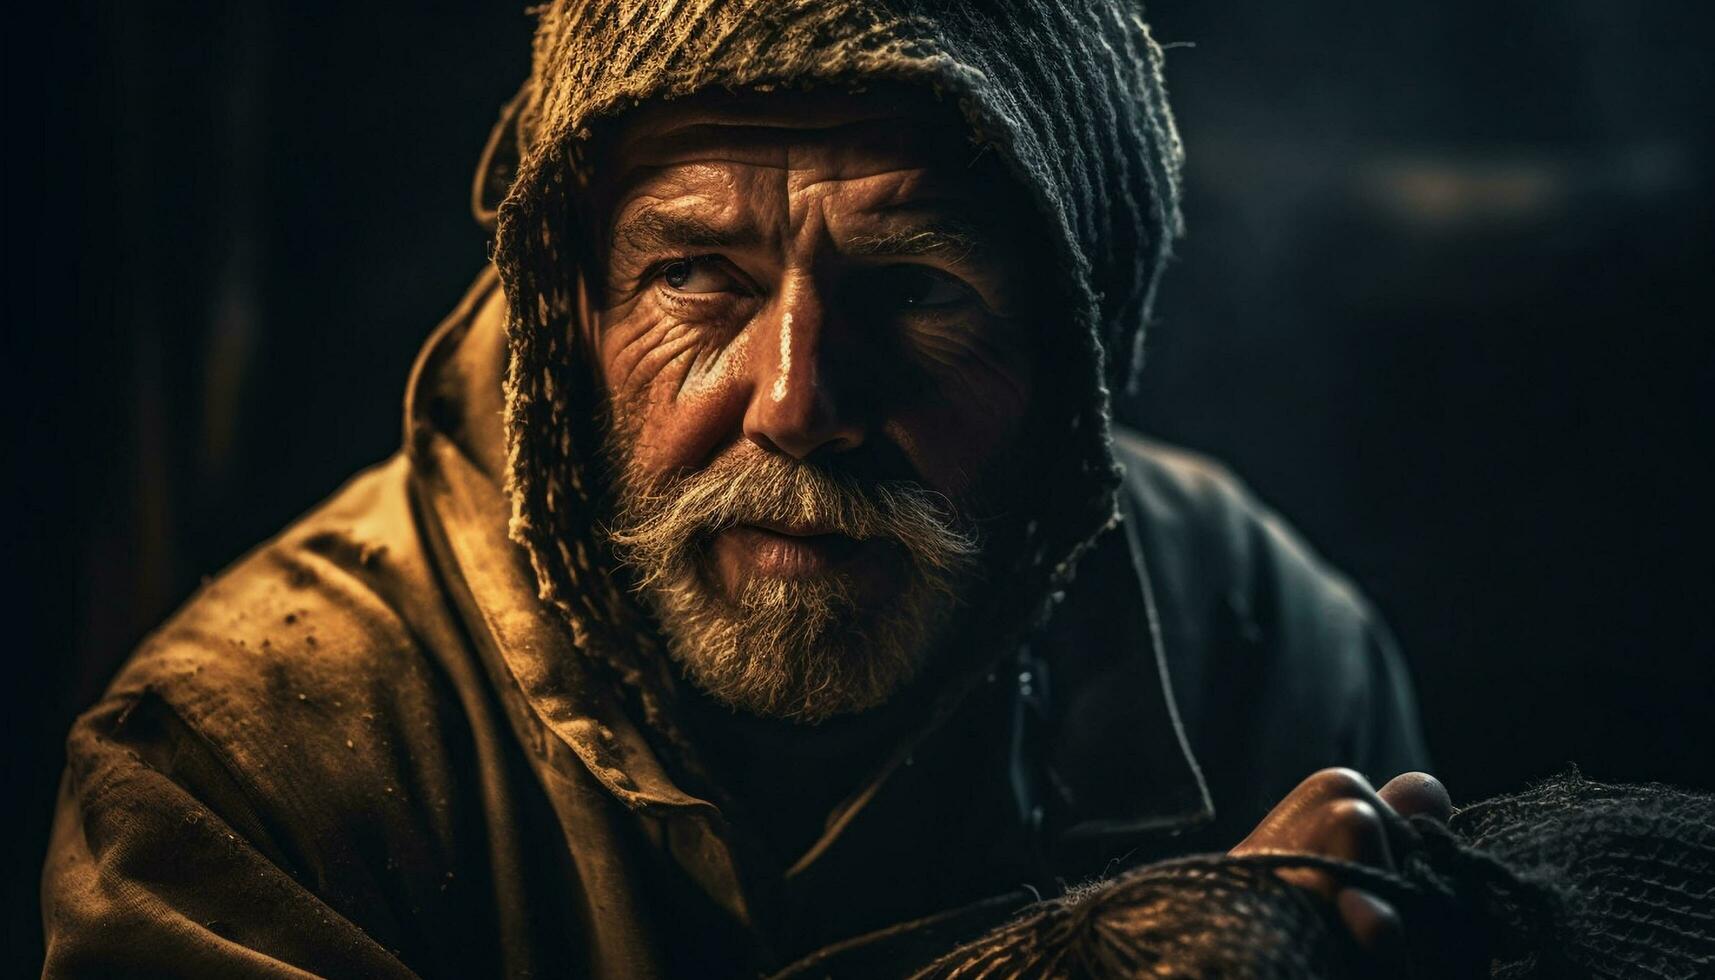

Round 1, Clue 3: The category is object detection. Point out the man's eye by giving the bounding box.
[875,266,972,310]
[658,257,737,295]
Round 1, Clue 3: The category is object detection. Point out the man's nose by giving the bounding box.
[742,273,866,460]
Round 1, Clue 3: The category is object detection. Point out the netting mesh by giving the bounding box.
[1459,774,1715,979]
[909,772,1714,979]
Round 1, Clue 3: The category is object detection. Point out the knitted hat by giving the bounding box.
[483,0,1184,711]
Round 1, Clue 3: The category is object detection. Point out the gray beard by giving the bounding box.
[606,444,981,724]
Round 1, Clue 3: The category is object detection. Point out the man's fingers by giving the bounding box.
[1316,798,1393,867]
[1377,771,1452,822]
[1226,769,1453,963]
[1274,796,1393,898]
[1234,768,1382,852]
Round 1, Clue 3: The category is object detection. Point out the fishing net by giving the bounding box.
[904,771,1714,979]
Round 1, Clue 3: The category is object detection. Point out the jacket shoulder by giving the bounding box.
[47,455,495,975]
[68,455,471,886]
[1108,428,1426,816]
[1110,427,1372,641]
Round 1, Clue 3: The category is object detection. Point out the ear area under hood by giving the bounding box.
[486,0,1185,712]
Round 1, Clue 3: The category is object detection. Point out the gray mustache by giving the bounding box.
[609,451,979,585]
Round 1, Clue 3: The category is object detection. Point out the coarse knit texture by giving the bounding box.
[488,0,1186,762]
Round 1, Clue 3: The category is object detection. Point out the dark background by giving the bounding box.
[7,1,1712,964]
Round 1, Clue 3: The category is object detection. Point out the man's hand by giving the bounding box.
[1230,768,1453,958]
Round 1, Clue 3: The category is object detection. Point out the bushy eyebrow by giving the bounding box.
[843,225,982,262]
[611,202,985,263]
[611,204,763,255]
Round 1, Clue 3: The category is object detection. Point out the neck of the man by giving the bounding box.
[675,667,931,866]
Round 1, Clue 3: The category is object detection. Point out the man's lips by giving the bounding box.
[704,520,907,604]
[745,517,862,538]
[716,522,867,577]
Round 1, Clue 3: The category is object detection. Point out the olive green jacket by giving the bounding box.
[41,271,1425,978]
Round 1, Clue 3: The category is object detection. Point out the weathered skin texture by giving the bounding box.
[591,92,1042,604]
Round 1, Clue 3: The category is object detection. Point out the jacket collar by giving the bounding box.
[405,268,710,814]
[1027,496,1214,857]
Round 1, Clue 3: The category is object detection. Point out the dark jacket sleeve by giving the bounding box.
[1112,431,1430,836]
[42,690,418,979]
[1343,615,1429,786]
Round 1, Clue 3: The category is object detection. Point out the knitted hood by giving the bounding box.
[481,0,1184,719]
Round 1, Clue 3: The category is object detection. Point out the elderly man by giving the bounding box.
[43,2,1430,977]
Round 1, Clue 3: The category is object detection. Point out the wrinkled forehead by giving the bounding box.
[585,84,997,203]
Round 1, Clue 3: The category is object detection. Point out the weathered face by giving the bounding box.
[589,88,1044,722]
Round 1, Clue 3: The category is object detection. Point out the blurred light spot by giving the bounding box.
[1360,144,1686,230]
[1365,159,1570,227]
